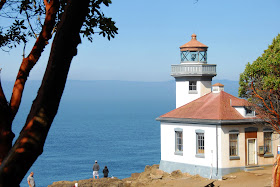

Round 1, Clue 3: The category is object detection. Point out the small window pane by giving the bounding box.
[229,134,238,156]
[264,132,272,154]
[189,81,197,91]
[175,131,183,152]
[197,133,204,154]
[190,52,198,61]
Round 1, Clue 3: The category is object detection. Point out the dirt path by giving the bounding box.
[145,166,272,187]
[48,165,273,187]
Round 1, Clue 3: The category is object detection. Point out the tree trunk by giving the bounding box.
[0,0,90,186]
[272,155,280,187]
[0,80,14,165]
[0,0,59,165]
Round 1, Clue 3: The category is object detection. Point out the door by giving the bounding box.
[248,139,256,165]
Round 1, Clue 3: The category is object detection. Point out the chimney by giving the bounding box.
[212,83,224,93]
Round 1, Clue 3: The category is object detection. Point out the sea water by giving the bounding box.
[7,80,175,186]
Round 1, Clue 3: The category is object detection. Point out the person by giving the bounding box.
[27,171,35,187]
[93,160,100,179]
[103,166,109,178]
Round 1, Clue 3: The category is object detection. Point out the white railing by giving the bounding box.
[171,64,216,77]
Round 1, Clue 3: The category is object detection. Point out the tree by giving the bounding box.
[0,0,118,186]
[239,33,280,133]
[239,34,280,187]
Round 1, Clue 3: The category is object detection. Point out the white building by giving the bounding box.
[156,34,278,179]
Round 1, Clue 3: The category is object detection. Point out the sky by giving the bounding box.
[1,0,280,82]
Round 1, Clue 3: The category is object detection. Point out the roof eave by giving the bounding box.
[156,117,263,125]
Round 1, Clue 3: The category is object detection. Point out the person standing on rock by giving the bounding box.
[103,166,109,178]
[93,160,100,179]
[27,171,36,187]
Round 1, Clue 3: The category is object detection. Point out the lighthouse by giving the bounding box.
[171,34,216,108]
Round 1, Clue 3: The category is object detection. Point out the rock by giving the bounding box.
[222,176,228,180]
[151,164,159,170]
[255,173,263,176]
[222,175,236,180]
[144,165,151,172]
[153,169,165,176]
[131,173,141,179]
[171,170,183,178]
[124,181,132,187]
[228,175,236,179]
[150,174,163,180]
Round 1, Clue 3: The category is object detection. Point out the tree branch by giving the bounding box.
[24,9,38,39]
[0,69,14,166]
[9,0,59,121]
[0,69,8,107]
[251,81,275,114]
[0,0,6,11]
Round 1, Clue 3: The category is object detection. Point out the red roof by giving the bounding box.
[160,91,253,120]
[212,83,224,87]
[180,34,208,52]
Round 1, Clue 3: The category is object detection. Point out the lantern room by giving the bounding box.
[180,34,208,63]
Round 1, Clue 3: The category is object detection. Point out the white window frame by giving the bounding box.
[174,128,183,156]
[195,129,205,158]
[189,81,198,94]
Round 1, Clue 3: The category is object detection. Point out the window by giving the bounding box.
[229,134,238,156]
[245,107,255,116]
[189,81,197,91]
[264,131,272,156]
[174,128,183,155]
[199,51,207,62]
[196,130,204,157]
[229,130,240,160]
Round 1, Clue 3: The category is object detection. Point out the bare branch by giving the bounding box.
[24,9,38,39]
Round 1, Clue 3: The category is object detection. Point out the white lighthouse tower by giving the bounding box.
[171,34,217,108]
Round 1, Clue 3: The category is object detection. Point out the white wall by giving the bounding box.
[161,122,222,168]
[176,80,199,108]
[234,106,246,117]
[175,78,212,108]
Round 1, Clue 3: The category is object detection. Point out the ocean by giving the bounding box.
[3,79,238,186]
[8,80,175,186]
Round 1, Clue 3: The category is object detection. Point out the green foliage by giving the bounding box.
[0,0,118,50]
[0,0,46,50]
[0,20,27,49]
[239,34,280,99]
[81,0,118,41]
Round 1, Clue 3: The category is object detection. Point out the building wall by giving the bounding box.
[200,81,212,97]
[160,122,222,178]
[234,107,246,117]
[160,122,279,179]
[175,77,212,108]
[220,124,278,168]
[175,78,199,108]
